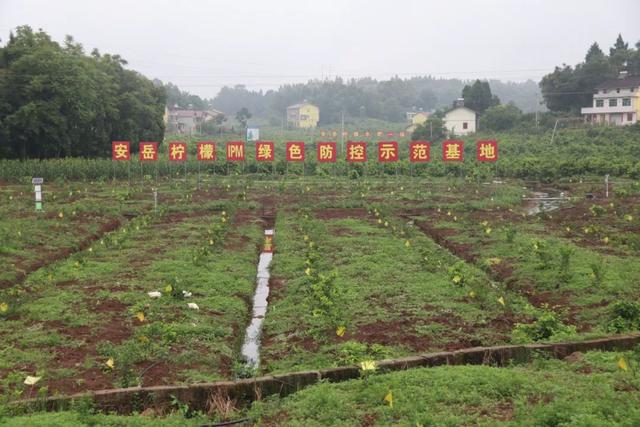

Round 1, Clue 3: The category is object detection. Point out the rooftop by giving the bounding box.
[595,75,640,90]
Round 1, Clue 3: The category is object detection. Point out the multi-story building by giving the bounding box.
[581,74,640,126]
[286,102,319,128]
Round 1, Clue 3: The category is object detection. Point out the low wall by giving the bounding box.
[14,333,640,415]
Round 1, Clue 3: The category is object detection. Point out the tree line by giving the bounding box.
[540,34,640,113]
[0,26,166,159]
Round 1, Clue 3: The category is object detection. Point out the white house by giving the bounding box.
[581,73,640,126]
[444,99,477,135]
[167,108,225,134]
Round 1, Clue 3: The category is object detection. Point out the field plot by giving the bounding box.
[1,176,640,421]
[0,181,268,397]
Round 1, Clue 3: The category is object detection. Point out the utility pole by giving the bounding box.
[340,110,345,156]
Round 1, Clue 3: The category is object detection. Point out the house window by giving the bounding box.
[609,98,617,107]
[462,122,468,130]
[622,98,631,106]
[595,99,604,107]
[628,113,634,122]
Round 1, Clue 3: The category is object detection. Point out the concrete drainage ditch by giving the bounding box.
[240,228,274,370]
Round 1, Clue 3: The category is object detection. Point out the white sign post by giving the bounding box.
[247,127,259,142]
[32,178,43,211]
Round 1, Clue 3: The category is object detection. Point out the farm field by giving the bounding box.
[1,174,640,423]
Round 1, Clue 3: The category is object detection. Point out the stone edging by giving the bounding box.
[14,333,640,414]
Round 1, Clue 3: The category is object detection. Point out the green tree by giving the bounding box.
[411,115,446,141]
[0,26,165,159]
[235,107,252,128]
[461,80,500,113]
[480,104,523,131]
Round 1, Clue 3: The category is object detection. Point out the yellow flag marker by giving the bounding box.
[618,356,629,371]
[24,376,41,385]
[384,390,393,408]
[209,239,214,245]
[136,312,145,322]
[336,326,346,337]
[0,302,8,313]
[305,267,312,276]
[404,240,411,247]
[106,358,115,369]
[498,296,506,306]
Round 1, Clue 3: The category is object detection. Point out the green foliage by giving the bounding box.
[480,103,523,131]
[512,311,577,343]
[461,80,500,113]
[336,341,391,366]
[410,116,446,141]
[607,301,640,333]
[540,35,640,112]
[0,26,166,159]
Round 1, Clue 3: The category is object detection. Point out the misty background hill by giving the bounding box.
[163,77,542,125]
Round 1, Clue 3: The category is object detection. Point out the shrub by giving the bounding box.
[512,311,576,343]
[607,301,640,333]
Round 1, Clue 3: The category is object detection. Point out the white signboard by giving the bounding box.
[247,127,259,142]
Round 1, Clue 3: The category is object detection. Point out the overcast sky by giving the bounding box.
[2,0,639,99]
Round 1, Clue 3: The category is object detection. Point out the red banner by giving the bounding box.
[197,142,216,161]
[443,140,464,162]
[112,141,130,161]
[139,142,158,162]
[286,142,305,162]
[346,142,367,162]
[226,141,245,161]
[409,141,430,162]
[477,140,498,162]
[256,141,275,161]
[168,142,187,162]
[378,141,398,162]
[317,142,337,162]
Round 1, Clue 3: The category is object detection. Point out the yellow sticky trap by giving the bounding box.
[618,357,629,371]
[106,358,115,369]
[336,326,346,337]
[136,312,145,322]
[360,360,376,372]
[165,284,173,293]
[0,302,8,313]
[384,390,393,408]
[24,376,41,385]
[498,296,505,306]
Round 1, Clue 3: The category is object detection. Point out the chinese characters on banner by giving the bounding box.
[409,141,430,163]
[256,141,275,161]
[442,140,464,162]
[378,141,398,162]
[286,142,305,162]
[197,142,216,161]
[139,142,158,161]
[111,140,497,164]
[112,141,130,160]
[477,140,498,162]
[347,142,367,162]
[168,142,187,161]
[226,141,245,161]
[317,142,337,162]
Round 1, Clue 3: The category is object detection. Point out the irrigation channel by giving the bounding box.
[240,229,274,369]
[524,188,570,215]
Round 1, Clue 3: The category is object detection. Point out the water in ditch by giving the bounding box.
[240,229,274,369]
[524,189,569,216]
